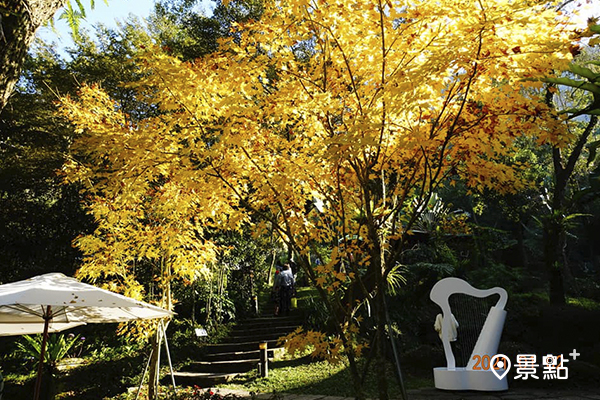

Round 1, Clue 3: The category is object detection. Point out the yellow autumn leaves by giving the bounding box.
[280,324,368,364]
[61,0,576,355]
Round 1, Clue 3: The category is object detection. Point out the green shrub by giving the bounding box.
[16,333,81,370]
[567,296,600,311]
[466,261,525,293]
[302,295,330,332]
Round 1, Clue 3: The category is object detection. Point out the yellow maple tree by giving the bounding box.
[61,1,577,398]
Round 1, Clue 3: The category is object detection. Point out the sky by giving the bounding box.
[36,0,599,55]
[36,0,215,52]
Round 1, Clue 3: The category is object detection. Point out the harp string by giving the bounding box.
[448,293,493,368]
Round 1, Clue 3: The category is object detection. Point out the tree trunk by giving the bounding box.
[543,218,566,305]
[147,331,161,400]
[375,281,389,400]
[516,221,528,269]
[295,251,366,400]
[0,0,64,111]
[543,115,598,304]
[267,248,276,285]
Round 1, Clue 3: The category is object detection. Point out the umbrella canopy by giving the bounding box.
[0,272,172,336]
[0,320,84,337]
[0,272,173,400]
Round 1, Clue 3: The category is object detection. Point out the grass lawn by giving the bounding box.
[2,289,600,398]
[220,355,433,398]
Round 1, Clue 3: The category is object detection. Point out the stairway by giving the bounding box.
[172,313,303,387]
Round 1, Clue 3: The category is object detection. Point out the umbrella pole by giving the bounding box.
[155,328,162,395]
[160,321,176,392]
[33,306,51,400]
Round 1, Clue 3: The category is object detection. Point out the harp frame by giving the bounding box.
[430,277,509,391]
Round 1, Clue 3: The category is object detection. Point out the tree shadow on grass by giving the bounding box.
[223,355,431,398]
[56,351,148,399]
[1,351,149,399]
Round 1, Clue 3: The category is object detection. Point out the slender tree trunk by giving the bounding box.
[362,169,391,400]
[147,330,161,400]
[560,230,575,294]
[347,344,365,400]
[295,251,366,400]
[191,281,196,325]
[267,248,276,285]
[543,113,598,304]
[0,0,65,111]
[375,278,389,400]
[543,217,566,305]
[147,258,173,399]
[516,221,528,269]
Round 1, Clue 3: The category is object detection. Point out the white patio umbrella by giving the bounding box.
[0,272,173,400]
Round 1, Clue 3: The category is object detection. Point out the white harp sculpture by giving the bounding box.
[430,277,508,391]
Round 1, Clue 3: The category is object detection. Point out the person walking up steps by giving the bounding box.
[277,264,295,316]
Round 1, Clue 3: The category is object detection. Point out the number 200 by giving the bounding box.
[471,355,501,370]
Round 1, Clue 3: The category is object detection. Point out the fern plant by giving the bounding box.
[412,194,450,234]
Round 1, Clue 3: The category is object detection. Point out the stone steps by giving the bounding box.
[203,338,281,354]
[171,371,238,387]
[202,349,275,362]
[234,317,303,330]
[230,324,300,335]
[172,312,302,387]
[185,359,258,373]
[227,332,293,343]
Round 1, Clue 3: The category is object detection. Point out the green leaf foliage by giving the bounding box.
[16,334,81,368]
